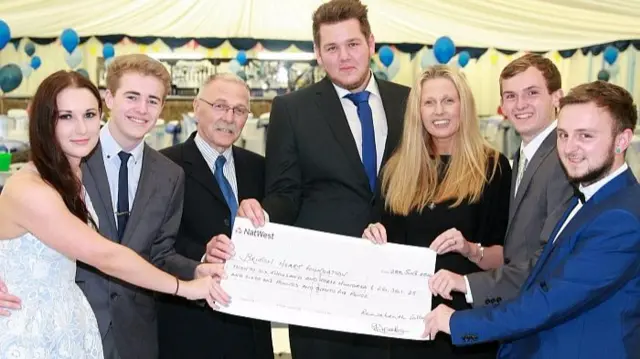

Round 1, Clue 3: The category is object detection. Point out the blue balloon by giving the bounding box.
[0,20,10,51]
[102,43,115,59]
[30,56,41,70]
[76,68,89,79]
[24,42,36,56]
[378,45,394,67]
[458,50,470,68]
[236,51,248,66]
[433,36,456,64]
[603,46,619,65]
[60,28,79,54]
[0,64,23,93]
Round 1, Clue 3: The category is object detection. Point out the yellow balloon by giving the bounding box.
[151,43,161,52]
[139,45,148,53]
[89,45,98,56]
[490,52,499,65]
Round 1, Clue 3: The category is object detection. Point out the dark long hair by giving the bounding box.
[29,71,102,223]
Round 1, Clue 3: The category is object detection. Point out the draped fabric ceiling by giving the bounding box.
[3,0,640,52]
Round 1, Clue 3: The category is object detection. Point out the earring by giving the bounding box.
[616,147,621,154]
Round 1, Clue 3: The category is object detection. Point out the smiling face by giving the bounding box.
[420,77,461,153]
[55,87,101,166]
[104,72,165,151]
[500,66,562,144]
[314,18,374,92]
[557,102,628,186]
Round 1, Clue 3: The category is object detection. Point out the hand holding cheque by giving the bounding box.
[213,217,437,340]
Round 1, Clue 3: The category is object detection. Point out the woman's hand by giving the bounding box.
[362,223,387,244]
[178,269,231,309]
[430,228,472,257]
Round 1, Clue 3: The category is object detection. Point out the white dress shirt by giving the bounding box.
[464,120,557,303]
[194,133,238,202]
[99,124,145,228]
[332,73,388,174]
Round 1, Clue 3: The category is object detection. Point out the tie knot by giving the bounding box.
[573,186,586,204]
[118,151,131,163]
[215,155,226,169]
[345,91,370,105]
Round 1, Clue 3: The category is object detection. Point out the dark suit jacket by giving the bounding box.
[262,76,410,359]
[451,169,640,359]
[467,129,574,307]
[157,132,273,359]
[78,143,199,359]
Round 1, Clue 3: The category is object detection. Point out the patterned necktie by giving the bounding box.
[116,151,131,241]
[345,91,377,192]
[514,148,528,197]
[214,155,238,226]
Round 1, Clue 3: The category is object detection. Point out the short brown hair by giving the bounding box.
[560,80,637,134]
[106,54,171,100]
[500,53,562,94]
[312,0,371,46]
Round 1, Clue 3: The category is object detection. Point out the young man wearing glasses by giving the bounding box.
[157,73,274,359]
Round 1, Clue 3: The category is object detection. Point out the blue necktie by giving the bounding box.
[116,151,131,241]
[214,155,238,226]
[345,91,377,192]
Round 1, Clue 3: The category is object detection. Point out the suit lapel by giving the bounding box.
[507,149,520,220]
[508,130,557,227]
[183,135,227,206]
[377,79,404,168]
[315,77,370,191]
[121,145,158,245]
[523,169,637,288]
[82,144,117,235]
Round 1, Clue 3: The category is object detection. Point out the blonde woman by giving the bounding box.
[363,65,511,359]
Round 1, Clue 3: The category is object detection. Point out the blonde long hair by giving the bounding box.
[382,65,501,215]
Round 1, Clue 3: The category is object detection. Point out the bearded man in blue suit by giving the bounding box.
[424,80,640,359]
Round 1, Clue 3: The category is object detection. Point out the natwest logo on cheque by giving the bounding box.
[234,226,275,239]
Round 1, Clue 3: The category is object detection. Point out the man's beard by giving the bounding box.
[328,69,370,91]
[565,142,616,186]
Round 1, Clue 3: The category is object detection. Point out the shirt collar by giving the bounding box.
[579,163,629,202]
[194,132,233,169]
[332,71,381,99]
[99,123,145,164]
[520,120,557,162]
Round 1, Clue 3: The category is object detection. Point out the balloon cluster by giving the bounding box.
[0,19,28,93]
[60,28,92,79]
[228,51,248,81]
[597,45,620,83]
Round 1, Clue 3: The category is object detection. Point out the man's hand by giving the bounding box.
[428,269,466,300]
[0,278,21,316]
[237,199,266,227]
[204,234,235,264]
[423,304,455,339]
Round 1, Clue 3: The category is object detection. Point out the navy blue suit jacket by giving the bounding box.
[449,168,640,358]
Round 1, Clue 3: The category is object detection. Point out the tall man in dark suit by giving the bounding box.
[157,74,273,359]
[425,80,640,359]
[210,1,410,358]
[428,54,574,307]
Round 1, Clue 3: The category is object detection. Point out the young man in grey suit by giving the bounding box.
[428,54,574,307]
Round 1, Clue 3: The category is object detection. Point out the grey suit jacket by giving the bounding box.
[467,129,573,307]
[77,143,199,359]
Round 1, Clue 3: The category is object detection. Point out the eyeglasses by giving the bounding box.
[198,98,250,118]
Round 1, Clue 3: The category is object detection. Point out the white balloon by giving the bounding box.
[20,63,33,78]
[421,48,437,69]
[65,48,83,69]
[387,57,400,79]
[228,59,242,74]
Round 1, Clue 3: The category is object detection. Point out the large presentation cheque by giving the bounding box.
[216,218,436,340]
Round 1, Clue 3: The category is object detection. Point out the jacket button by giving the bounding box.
[540,281,549,292]
[110,292,119,300]
[224,218,230,226]
[485,299,491,305]
[497,297,502,303]
[504,258,511,265]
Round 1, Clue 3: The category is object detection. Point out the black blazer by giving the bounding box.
[262,76,410,359]
[263,76,410,238]
[156,132,273,359]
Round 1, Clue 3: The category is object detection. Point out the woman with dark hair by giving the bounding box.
[0,71,228,358]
